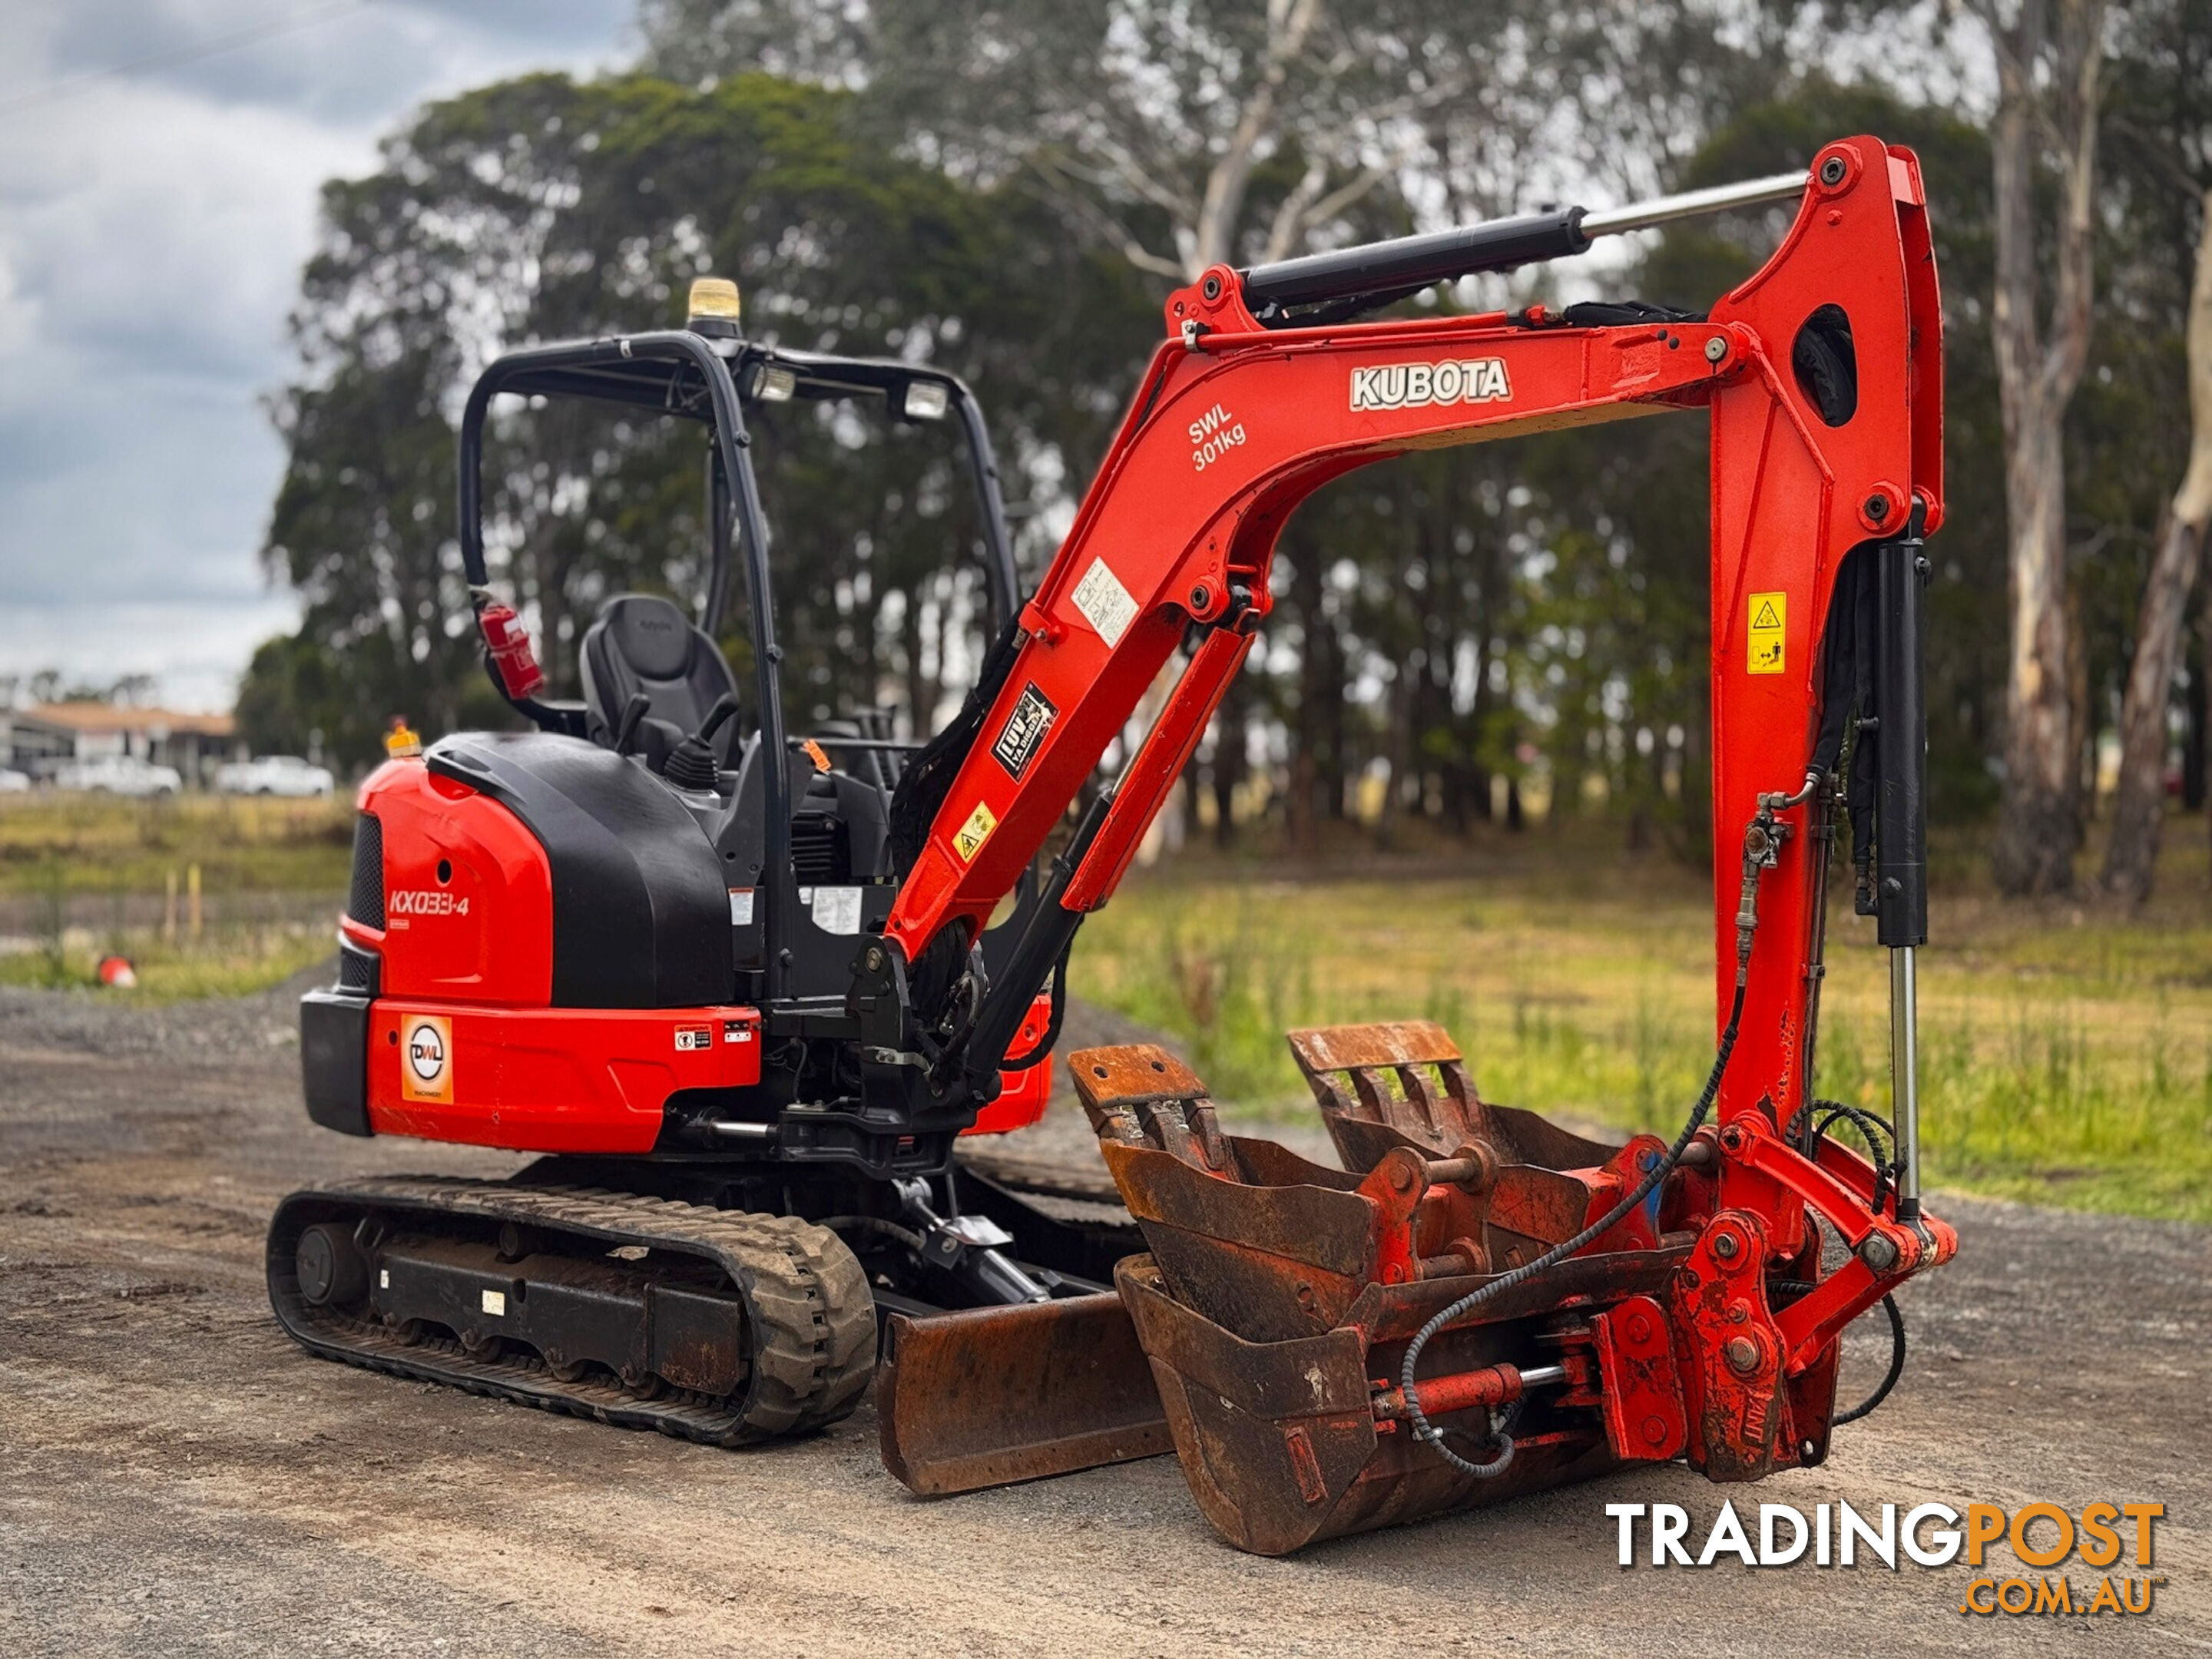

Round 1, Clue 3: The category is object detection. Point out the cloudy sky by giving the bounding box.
[0,0,635,711]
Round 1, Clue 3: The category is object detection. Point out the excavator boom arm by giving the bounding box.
[886,134,1943,1159]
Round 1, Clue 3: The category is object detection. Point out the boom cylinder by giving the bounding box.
[1239,170,1810,316]
[1877,507,1930,1220]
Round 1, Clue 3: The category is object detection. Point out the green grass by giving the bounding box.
[1073,840,2212,1224]
[0,792,354,896]
[0,926,336,1002]
[0,793,352,1001]
[9,793,2212,1218]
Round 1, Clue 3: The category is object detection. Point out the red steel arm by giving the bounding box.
[888,136,1943,1217]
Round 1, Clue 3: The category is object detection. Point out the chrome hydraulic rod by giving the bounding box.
[1578,171,1811,238]
[1889,945,1921,1222]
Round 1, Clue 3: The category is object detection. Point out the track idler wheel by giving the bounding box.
[294,1223,369,1309]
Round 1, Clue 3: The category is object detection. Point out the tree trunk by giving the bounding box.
[1987,0,2108,896]
[1184,0,1322,273]
[1374,660,1414,851]
[2103,187,2212,901]
[1208,674,1248,849]
[2183,615,2205,812]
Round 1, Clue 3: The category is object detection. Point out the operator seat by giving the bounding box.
[578,594,742,773]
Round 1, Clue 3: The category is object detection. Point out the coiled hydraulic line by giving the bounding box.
[1399,785,1791,1477]
[1399,783,1911,1475]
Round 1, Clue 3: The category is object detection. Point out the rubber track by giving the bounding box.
[267,1177,876,1446]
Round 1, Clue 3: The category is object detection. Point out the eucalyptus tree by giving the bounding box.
[2098,0,2212,900]
[247,71,1152,768]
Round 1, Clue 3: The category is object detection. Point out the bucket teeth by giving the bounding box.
[1070,1043,1231,1172]
[1288,1020,1487,1171]
[1292,1021,1631,1175]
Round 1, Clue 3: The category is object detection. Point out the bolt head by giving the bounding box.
[1188,584,1211,611]
[1643,1414,1670,1445]
[1820,155,1848,187]
[1724,1336,1760,1375]
[1625,1313,1654,1345]
[1859,1230,1901,1273]
[1866,492,1891,522]
[1711,1230,1740,1260]
[1704,336,1727,363]
[1201,273,1223,301]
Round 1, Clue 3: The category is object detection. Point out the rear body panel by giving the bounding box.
[319,751,1051,1155]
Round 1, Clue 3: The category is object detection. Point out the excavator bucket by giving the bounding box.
[1072,1034,1702,1555]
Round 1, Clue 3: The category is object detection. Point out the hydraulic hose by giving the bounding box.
[1401,790,1790,1477]
[819,1215,930,1254]
[998,942,1072,1072]
[1771,1278,1907,1426]
[1833,1293,1907,1425]
[1399,979,1747,1477]
[1785,1101,1909,1426]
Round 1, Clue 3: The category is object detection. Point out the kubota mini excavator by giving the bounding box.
[272,133,1953,1553]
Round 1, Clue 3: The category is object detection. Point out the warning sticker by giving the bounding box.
[1747,591,1786,675]
[400,1014,452,1104]
[952,800,998,864]
[481,1289,505,1316]
[811,885,863,935]
[675,1026,714,1051]
[1071,558,1138,647]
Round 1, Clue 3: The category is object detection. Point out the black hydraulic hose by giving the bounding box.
[1812,1099,1896,1215]
[998,942,1072,1073]
[1438,1400,1524,1479]
[819,1215,929,1254]
[1833,1293,1908,1424]
[1399,979,1748,1478]
[1773,1279,1908,1427]
[1792,1098,1908,1426]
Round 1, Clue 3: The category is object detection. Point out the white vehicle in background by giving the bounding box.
[217,755,336,797]
[0,768,28,793]
[55,754,183,796]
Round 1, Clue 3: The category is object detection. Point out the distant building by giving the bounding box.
[2,704,241,787]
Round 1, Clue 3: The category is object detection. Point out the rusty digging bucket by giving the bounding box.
[1071,1026,1710,1556]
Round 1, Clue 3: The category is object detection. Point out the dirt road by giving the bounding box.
[1,970,2204,1657]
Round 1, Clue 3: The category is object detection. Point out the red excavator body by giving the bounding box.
[273,134,1954,1553]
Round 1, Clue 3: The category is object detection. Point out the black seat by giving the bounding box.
[578,594,742,773]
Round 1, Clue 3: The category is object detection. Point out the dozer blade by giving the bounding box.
[878,1292,1172,1495]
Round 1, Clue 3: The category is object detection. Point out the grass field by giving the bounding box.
[1074,827,2212,1224]
[0,793,352,1000]
[6,790,2207,1221]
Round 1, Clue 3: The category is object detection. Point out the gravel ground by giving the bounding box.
[0,967,2204,1657]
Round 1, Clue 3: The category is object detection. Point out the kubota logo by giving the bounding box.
[1350,358,1511,412]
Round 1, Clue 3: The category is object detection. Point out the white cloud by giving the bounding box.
[0,0,632,713]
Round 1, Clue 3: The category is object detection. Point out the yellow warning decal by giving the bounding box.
[1747,591,1786,675]
[952,800,998,864]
